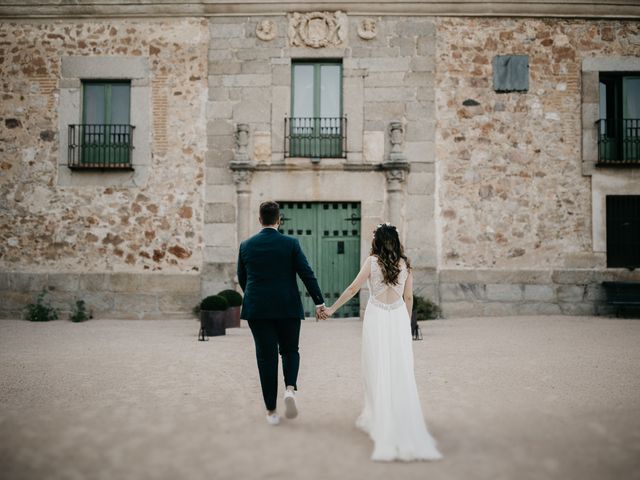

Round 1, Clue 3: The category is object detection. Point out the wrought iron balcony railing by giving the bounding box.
[596,118,640,166]
[285,116,347,159]
[68,124,135,170]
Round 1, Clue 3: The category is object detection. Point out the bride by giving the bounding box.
[324,223,443,462]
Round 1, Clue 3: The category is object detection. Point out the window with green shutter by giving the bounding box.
[286,60,346,159]
[68,80,134,169]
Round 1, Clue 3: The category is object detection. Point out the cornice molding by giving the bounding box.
[1,1,640,20]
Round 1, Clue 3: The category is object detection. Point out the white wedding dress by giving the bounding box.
[356,256,443,461]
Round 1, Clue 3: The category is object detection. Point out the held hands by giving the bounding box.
[315,305,334,320]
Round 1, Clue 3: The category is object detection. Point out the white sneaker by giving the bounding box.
[284,390,298,419]
[266,412,280,425]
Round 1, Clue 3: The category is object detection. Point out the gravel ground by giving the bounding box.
[1,315,639,480]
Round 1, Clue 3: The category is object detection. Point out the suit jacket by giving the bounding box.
[237,228,324,320]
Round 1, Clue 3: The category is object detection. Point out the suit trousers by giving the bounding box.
[248,317,301,411]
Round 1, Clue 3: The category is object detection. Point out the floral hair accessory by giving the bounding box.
[373,222,396,236]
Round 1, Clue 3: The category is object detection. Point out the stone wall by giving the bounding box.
[436,17,640,269]
[435,17,640,316]
[0,19,208,318]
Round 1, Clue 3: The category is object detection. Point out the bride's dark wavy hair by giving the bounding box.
[370,223,411,285]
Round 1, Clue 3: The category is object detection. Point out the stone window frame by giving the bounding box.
[581,56,640,176]
[58,56,151,187]
[582,57,640,257]
[271,47,364,164]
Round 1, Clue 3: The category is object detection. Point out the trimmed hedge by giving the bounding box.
[217,289,243,307]
[200,295,229,311]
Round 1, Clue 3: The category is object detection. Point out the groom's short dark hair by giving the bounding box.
[259,201,280,226]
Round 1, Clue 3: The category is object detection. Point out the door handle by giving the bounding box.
[337,241,344,254]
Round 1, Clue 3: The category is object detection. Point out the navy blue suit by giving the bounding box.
[237,227,324,411]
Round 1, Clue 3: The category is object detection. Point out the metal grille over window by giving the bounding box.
[68,124,135,169]
[285,116,347,158]
[68,80,134,170]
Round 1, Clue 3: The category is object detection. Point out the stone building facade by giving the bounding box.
[1,1,639,319]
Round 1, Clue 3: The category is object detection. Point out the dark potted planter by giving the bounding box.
[200,295,229,336]
[218,289,243,328]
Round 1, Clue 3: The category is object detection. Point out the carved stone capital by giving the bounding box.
[287,11,348,48]
[230,163,255,192]
[381,160,410,192]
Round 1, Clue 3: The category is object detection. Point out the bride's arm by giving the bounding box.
[326,257,371,316]
[403,270,414,317]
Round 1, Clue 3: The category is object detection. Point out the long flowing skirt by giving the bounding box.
[356,297,443,461]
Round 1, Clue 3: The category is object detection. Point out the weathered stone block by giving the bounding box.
[0,291,33,311]
[557,285,586,302]
[405,141,435,163]
[9,272,48,292]
[440,301,480,318]
[410,56,435,72]
[559,302,595,315]
[206,101,234,119]
[206,119,234,136]
[517,302,562,315]
[417,35,436,56]
[440,283,485,301]
[205,167,233,185]
[106,273,144,293]
[0,272,11,290]
[407,172,435,195]
[221,74,271,87]
[394,20,434,37]
[143,274,200,294]
[204,246,239,263]
[486,284,523,302]
[114,293,159,312]
[158,293,201,313]
[81,292,115,313]
[205,148,234,168]
[209,23,245,39]
[358,57,411,72]
[523,284,556,301]
[208,61,242,75]
[364,87,415,102]
[203,223,236,247]
[364,72,405,88]
[204,184,235,203]
[46,273,80,292]
[483,302,519,316]
[205,203,236,223]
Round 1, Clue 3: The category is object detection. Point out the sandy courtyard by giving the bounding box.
[1,315,639,480]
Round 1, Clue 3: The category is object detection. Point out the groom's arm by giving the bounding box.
[237,244,247,292]
[292,239,324,306]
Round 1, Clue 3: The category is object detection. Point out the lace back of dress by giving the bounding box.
[369,256,407,306]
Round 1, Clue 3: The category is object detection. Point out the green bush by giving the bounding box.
[413,294,441,320]
[200,295,229,311]
[24,288,59,322]
[70,299,92,322]
[217,289,243,307]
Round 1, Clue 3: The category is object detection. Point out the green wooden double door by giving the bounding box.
[277,202,361,318]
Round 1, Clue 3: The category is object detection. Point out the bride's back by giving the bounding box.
[368,255,408,305]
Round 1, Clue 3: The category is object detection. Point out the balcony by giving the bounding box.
[284,117,347,159]
[596,118,640,166]
[68,124,135,170]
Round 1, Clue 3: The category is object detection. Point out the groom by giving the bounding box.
[237,201,327,425]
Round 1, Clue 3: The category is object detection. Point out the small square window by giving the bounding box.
[492,55,529,92]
